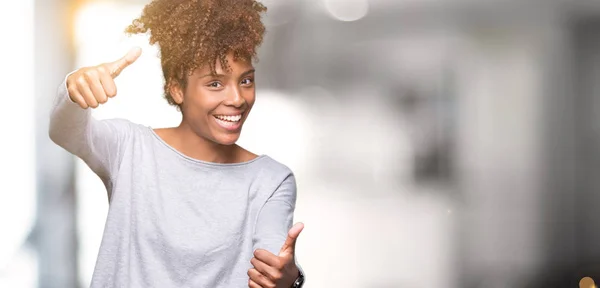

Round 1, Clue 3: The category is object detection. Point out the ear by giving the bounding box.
[169,79,184,105]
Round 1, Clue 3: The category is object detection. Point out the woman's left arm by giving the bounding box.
[248,174,304,288]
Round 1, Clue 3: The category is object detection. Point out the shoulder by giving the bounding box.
[101,118,152,135]
[253,156,297,196]
[255,155,294,180]
[98,118,136,130]
[95,118,153,145]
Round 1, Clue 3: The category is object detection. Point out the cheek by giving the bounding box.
[245,91,256,107]
[184,89,220,113]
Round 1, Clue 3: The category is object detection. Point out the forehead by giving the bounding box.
[195,54,254,76]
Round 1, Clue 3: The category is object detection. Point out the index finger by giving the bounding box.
[253,249,280,267]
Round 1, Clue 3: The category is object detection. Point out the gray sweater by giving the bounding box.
[49,78,298,287]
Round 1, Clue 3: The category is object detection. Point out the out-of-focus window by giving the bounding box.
[0,0,38,287]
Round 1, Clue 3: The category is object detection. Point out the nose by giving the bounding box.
[224,86,245,108]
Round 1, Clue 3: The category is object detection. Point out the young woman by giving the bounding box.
[49,0,305,287]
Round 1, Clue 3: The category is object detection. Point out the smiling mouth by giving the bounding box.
[213,113,244,131]
[214,114,242,122]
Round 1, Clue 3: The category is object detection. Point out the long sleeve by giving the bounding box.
[253,173,305,280]
[48,74,131,184]
[252,173,297,255]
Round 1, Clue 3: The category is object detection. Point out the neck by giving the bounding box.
[167,121,240,164]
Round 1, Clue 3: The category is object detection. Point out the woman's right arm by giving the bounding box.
[49,47,142,180]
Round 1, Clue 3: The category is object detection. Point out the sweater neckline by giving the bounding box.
[147,126,266,168]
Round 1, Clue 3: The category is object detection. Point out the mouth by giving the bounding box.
[213,113,243,131]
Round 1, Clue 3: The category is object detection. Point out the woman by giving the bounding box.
[49,0,305,287]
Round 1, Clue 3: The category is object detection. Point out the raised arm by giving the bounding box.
[49,47,141,182]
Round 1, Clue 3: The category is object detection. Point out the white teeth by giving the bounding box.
[215,114,242,122]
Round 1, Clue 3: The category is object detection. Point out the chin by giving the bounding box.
[214,133,241,146]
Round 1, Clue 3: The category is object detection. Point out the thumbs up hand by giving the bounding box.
[66,47,142,109]
[248,223,304,288]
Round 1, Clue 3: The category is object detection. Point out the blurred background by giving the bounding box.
[3,0,600,287]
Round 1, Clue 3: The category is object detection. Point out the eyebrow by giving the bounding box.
[240,68,256,77]
[199,68,255,79]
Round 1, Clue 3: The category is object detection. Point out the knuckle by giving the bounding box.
[66,77,76,88]
[106,86,117,97]
[67,86,77,96]
[76,76,87,86]
[256,250,266,258]
[96,65,107,74]
[83,69,97,77]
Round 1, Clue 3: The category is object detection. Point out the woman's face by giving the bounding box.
[175,52,256,145]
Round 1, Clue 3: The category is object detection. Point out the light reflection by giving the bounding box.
[324,0,369,22]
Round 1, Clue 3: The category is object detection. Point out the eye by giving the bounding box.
[207,81,222,88]
[241,78,254,86]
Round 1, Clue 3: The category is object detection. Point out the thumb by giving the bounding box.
[279,222,304,257]
[108,47,142,78]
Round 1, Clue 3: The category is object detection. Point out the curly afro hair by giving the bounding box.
[125,0,267,107]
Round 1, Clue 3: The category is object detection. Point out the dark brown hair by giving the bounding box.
[125,0,267,106]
